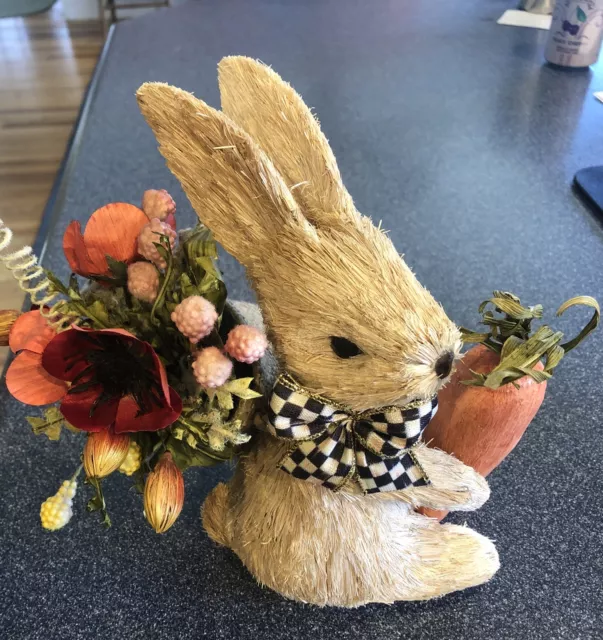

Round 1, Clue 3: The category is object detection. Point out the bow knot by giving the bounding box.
[266,374,437,494]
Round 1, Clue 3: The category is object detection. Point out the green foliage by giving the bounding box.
[223,377,263,400]
[67,273,82,300]
[168,407,236,471]
[461,291,600,388]
[26,407,79,441]
[93,256,129,287]
[180,225,227,314]
[166,384,259,471]
[46,269,111,329]
[86,477,111,528]
[45,270,69,296]
[166,434,231,471]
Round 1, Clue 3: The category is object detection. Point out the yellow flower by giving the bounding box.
[144,452,184,533]
[40,480,77,531]
[119,441,142,476]
[83,431,130,479]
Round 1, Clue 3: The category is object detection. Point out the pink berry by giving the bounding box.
[127,262,159,303]
[225,325,268,364]
[137,218,177,269]
[171,296,218,343]
[141,189,176,221]
[192,347,233,389]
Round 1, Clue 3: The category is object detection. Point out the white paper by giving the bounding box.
[497,9,552,30]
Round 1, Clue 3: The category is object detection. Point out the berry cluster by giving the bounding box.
[40,480,77,531]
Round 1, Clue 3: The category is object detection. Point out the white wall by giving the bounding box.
[62,0,99,20]
[62,0,160,21]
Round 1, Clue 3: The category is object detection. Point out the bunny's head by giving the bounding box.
[137,57,460,412]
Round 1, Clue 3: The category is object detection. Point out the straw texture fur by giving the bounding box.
[204,435,498,606]
[137,57,499,606]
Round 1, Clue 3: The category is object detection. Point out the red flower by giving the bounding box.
[41,327,182,433]
[5,310,68,405]
[63,203,149,278]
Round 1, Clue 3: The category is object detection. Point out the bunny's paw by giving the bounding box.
[401,445,490,512]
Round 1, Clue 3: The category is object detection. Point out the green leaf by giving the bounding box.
[479,326,563,388]
[175,416,211,441]
[215,389,234,411]
[492,290,521,303]
[85,477,111,527]
[153,242,171,265]
[556,295,600,353]
[461,290,600,387]
[229,388,261,401]
[132,468,146,495]
[500,335,523,361]
[67,273,82,301]
[512,366,551,384]
[86,496,102,512]
[200,280,227,314]
[577,6,587,22]
[195,256,216,275]
[223,377,262,400]
[166,436,229,470]
[172,427,186,440]
[45,270,69,296]
[490,296,540,320]
[86,299,110,325]
[25,406,77,441]
[461,370,488,386]
[544,344,565,373]
[182,224,218,260]
[460,328,491,344]
[178,224,228,313]
[179,272,197,298]
[105,256,129,285]
[26,416,61,441]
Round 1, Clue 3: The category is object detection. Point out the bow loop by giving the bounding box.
[266,373,436,494]
[267,381,337,441]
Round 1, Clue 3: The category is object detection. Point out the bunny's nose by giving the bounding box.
[435,351,454,379]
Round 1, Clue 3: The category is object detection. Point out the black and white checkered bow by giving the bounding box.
[265,374,437,494]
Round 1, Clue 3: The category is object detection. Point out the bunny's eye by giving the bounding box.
[330,336,363,359]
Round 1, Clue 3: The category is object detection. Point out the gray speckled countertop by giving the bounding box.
[1,0,603,638]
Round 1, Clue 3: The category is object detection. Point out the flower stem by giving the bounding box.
[88,476,111,527]
[151,250,173,325]
[143,438,165,467]
[70,463,84,483]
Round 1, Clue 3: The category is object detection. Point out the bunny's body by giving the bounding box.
[204,434,498,606]
[137,57,500,606]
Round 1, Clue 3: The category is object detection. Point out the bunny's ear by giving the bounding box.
[136,82,317,267]
[218,57,358,229]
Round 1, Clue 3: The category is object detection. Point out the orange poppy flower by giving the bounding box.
[63,202,149,278]
[5,310,68,405]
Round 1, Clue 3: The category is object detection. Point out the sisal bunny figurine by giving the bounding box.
[136,57,499,607]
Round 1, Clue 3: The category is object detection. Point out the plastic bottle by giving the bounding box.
[545,0,603,67]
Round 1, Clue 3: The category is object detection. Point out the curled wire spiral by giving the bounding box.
[0,219,78,332]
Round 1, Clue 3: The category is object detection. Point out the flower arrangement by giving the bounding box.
[0,189,267,532]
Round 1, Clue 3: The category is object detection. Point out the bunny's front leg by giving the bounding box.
[398,444,490,511]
